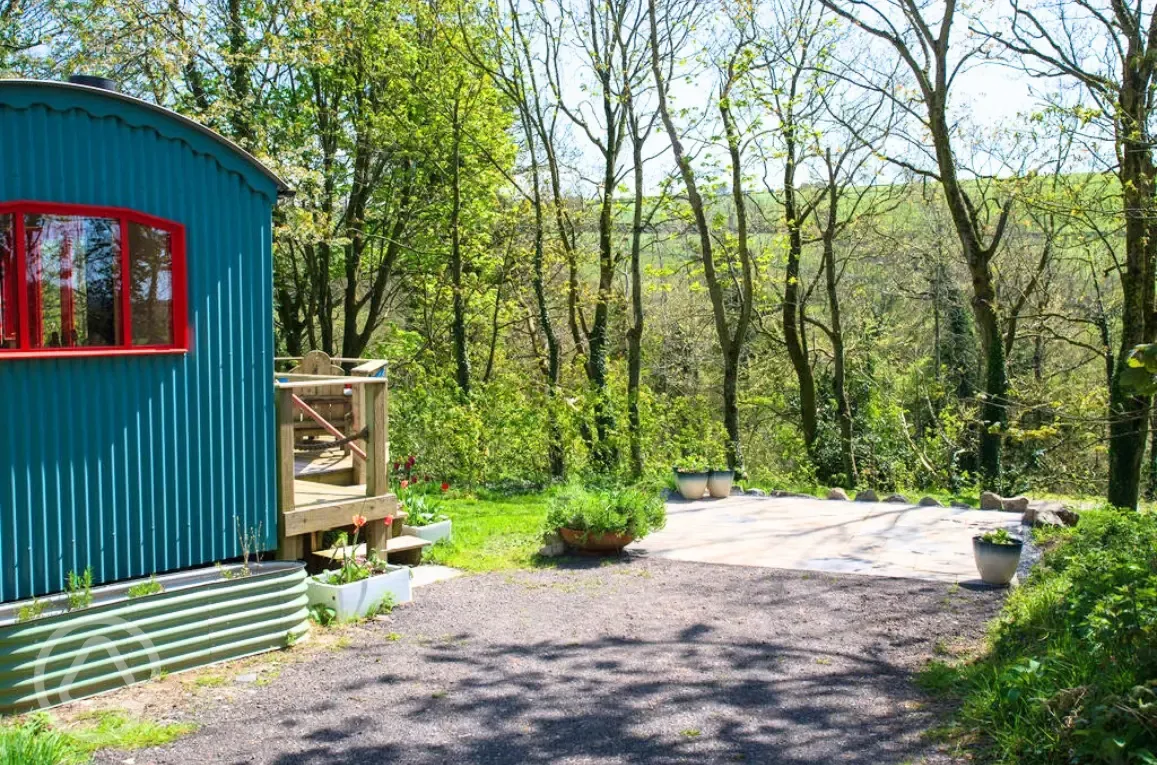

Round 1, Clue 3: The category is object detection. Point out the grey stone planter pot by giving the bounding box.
[972,535,1024,586]
[707,470,734,498]
[673,470,708,500]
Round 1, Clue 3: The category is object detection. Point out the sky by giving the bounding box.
[544,2,1049,197]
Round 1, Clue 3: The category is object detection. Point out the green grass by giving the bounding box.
[0,718,78,765]
[65,710,195,753]
[423,493,552,571]
[0,710,195,764]
[918,507,1157,764]
[192,673,227,688]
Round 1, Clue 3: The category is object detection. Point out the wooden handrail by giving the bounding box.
[290,394,366,461]
[275,356,381,364]
[273,375,387,389]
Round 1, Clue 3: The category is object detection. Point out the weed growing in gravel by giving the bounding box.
[364,594,396,619]
[0,710,195,765]
[308,604,337,627]
[679,729,701,738]
[0,716,75,765]
[255,668,281,687]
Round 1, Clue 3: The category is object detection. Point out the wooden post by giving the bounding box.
[275,386,303,561]
[362,380,390,557]
[351,375,368,487]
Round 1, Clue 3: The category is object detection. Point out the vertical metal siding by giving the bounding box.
[0,93,279,602]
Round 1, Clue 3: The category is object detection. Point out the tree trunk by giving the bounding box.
[225,0,253,147]
[821,172,854,485]
[970,262,1007,488]
[450,98,471,396]
[782,150,818,456]
[587,147,617,472]
[648,0,748,469]
[627,132,646,478]
[1107,74,1157,508]
[524,108,564,479]
[717,76,754,471]
[1146,407,1157,502]
[928,102,1009,491]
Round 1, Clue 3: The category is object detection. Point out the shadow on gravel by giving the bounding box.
[261,569,981,764]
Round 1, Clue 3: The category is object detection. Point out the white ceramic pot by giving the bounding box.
[674,471,708,500]
[306,566,412,621]
[972,536,1023,586]
[402,520,452,544]
[707,470,734,498]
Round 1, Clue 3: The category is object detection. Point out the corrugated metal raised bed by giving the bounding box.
[0,561,308,713]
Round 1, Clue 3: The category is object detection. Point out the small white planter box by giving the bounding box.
[306,566,412,622]
[402,519,452,544]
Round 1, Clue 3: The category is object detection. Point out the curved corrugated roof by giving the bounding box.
[0,78,291,197]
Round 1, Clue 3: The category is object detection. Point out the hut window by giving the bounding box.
[0,215,15,349]
[0,203,186,356]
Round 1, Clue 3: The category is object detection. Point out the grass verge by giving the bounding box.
[917,507,1156,764]
[0,710,195,764]
[422,492,552,571]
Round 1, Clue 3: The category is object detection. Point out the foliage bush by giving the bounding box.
[933,508,1157,763]
[543,485,666,540]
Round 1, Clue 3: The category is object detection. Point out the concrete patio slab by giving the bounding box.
[635,495,1022,582]
[410,564,464,588]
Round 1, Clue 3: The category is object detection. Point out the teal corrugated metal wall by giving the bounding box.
[0,84,280,603]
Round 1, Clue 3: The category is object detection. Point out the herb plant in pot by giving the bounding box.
[673,459,709,500]
[545,486,667,554]
[306,514,412,621]
[972,528,1024,586]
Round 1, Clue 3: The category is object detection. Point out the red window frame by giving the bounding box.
[0,202,188,358]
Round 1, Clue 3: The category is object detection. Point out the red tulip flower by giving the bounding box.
[352,514,367,529]
[441,482,450,492]
[400,479,409,489]
[383,515,394,526]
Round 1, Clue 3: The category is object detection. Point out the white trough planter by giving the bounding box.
[402,520,452,544]
[306,567,412,622]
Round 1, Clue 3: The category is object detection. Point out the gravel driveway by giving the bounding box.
[98,557,1002,764]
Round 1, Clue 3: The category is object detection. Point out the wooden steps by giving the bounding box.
[313,536,433,567]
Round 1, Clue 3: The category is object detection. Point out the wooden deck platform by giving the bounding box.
[294,448,355,485]
[293,479,367,509]
[275,356,390,562]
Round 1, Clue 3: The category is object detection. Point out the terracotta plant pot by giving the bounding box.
[673,470,708,500]
[972,534,1023,586]
[559,528,635,553]
[707,470,734,498]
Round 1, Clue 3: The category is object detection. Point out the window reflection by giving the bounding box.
[0,215,15,349]
[25,214,121,348]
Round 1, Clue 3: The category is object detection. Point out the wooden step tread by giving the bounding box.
[312,535,432,561]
